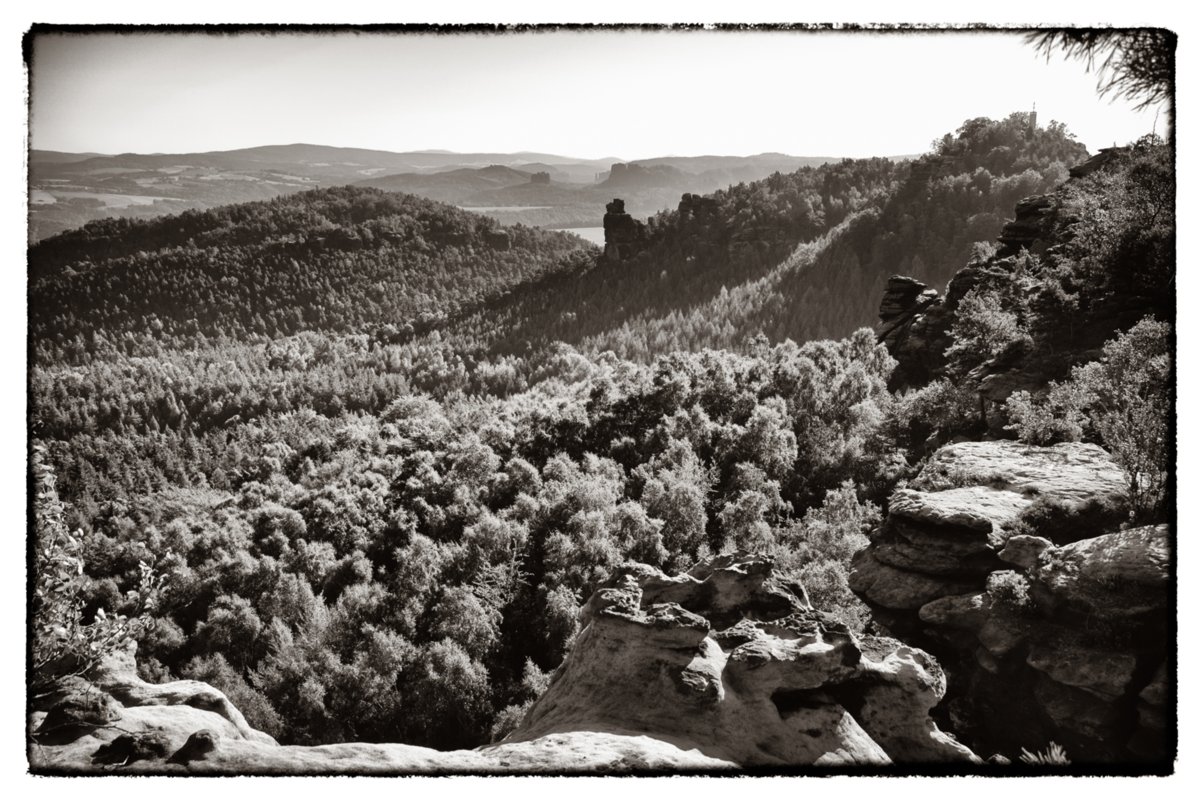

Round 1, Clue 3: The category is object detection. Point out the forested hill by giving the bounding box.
[29,186,594,358]
[454,113,1089,360]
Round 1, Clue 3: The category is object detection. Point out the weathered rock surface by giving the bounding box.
[850,440,1172,764]
[30,554,977,773]
[851,441,1128,609]
[875,276,948,391]
[602,197,647,262]
[508,554,976,766]
[877,149,1159,427]
[1031,525,1170,620]
[910,441,1128,501]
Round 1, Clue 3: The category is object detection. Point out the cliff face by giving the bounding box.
[601,198,647,262]
[849,441,1171,763]
[875,146,1151,425]
[30,555,976,773]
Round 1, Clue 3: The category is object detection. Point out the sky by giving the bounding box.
[28,28,1167,160]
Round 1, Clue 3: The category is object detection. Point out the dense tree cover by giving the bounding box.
[441,157,905,357]
[30,186,592,359]
[930,137,1174,439]
[576,113,1088,359]
[34,334,902,747]
[27,115,1173,754]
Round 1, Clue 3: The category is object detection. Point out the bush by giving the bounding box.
[182,653,284,737]
[774,481,878,631]
[1006,317,1171,520]
[888,378,981,453]
[946,287,1031,378]
[31,446,163,693]
[986,570,1036,615]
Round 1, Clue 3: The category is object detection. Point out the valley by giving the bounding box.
[25,24,1177,779]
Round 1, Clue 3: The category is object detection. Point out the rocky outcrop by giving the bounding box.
[30,555,977,773]
[1068,146,1129,180]
[509,555,977,767]
[678,192,719,218]
[995,194,1055,257]
[877,148,1157,422]
[876,276,948,390]
[602,197,647,262]
[850,441,1172,764]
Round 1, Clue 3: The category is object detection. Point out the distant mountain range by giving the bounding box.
[27,143,866,242]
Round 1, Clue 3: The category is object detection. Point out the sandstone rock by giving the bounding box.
[1068,147,1128,179]
[1026,640,1137,699]
[1033,674,1122,743]
[887,516,997,566]
[996,194,1054,255]
[889,486,1028,540]
[974,647,1001,675]
[1031,525,1170,620]
[878,276,936,324]
[849,548,978,610]
[516,557,977,766]
[998,535,1053,570]
[975,614,1030,658]
[33,681,121,742]
[168,729,219,765]
[602,198,646,262]
[911,442,1128,509]
[875,276,948,391]
[918,592,990,631]
[30,555,978,773]
[874,537,996,576]
[91,643,276,747]
[93,731,171,766]
[1139,663,1169,707]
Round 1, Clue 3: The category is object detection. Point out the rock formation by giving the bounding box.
[678,192,719,218]
[850,441,1172,763]
[30,555,977,773]
[602,198,647,262]
[876,147,1152,414]
[508,554,978,767]
[875,275,947,390]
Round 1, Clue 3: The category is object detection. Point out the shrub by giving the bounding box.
[1005,317,1170,520]
[489,701,532,742]
[946,287,1031,378]
[31,446,164,694]
[888,378,980,453]
[986,570,1036,615]
[1019,741,1070,765]
[774,481,878,631]
[182,653,284,737]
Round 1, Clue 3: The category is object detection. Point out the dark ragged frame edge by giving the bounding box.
[21,20,1179,779]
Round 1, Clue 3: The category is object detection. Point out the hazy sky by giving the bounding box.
[29,28,1167,160]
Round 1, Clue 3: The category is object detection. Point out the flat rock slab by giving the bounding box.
[889,486,1029,538]
[1027,641,1137,700]
[910,441,1128,508]
[849,548,979,610]
[1032,525,1170,620]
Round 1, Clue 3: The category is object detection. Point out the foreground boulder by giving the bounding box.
[850,440,1172,764]
[508,554,977,766]
[30,555,976,773]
